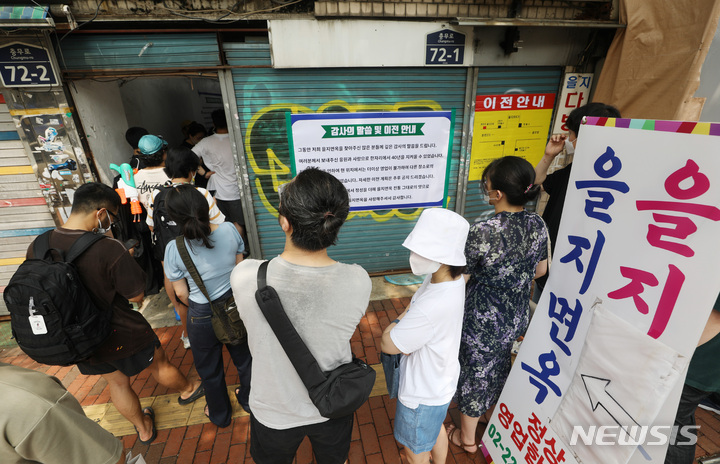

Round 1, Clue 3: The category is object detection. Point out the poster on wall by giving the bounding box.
[287,111,454,211]
[18,113,88,221]
[469,93,556,181]
[552,73,594,135]
[480,118,720,464]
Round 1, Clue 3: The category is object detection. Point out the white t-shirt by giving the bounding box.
[192,133,241,201]
[390,275,466,408]
[133,167,170,212]
[231,257,371,429]
[146,185,225,228]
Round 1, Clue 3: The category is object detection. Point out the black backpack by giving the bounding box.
[3,231,112,366]
[151,185,182,261]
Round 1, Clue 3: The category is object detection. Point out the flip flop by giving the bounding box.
[178,384,205,405]
[447,424,477,454]
[135,406,157,446]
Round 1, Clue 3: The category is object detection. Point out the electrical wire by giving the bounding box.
[160,0,305,24]
[59,0,105,42]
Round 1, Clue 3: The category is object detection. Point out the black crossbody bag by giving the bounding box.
[254,260,376,419]
[175,236,247,345]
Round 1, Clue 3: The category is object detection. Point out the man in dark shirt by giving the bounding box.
[27,182,204,445]
[533,103,621,294]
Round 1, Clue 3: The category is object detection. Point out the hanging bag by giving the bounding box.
[175,236,246,345]
[255,260,376,419]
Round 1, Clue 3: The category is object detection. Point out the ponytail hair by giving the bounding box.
[165,184,214,250]
[482,156,540,206]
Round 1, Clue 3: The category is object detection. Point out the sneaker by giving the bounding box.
[181,332,191,349]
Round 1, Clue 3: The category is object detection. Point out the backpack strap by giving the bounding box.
[65,232,106,263]
[32,230,55,260]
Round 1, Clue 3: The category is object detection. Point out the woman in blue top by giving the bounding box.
[163,184,252,428]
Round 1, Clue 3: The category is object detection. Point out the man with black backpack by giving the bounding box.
[7,183,204,446]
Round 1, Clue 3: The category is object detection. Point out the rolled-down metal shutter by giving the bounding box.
[58,33,221,71]
[225,42,468,273]
[463,67,562,223]
[0,95,55,315]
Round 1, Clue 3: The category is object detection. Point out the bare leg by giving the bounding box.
[103,370,153,442]
[460,413,481,448]
[144,346,199,399]
[162,261,188,336]
[404,447,431,464]
[431,424,449,464]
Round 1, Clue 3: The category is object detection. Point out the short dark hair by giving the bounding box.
[482,156,540,207]
[566,102,621,135]
[448,265,466,279]
[278,167,349,251]
[166,184,214,250]
[164,146,200,179]
[125,127,148,150]
[187,122,206,138]
[72,182,120,214]
[211,109,227,130]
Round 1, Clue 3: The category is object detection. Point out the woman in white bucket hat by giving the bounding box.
[381,207,470,464]
[448,156,549,454]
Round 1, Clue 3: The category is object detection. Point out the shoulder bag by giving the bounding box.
[254,260,376,419]
[175,236,246,345]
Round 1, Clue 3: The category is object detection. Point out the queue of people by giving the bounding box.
[13,100,706,464]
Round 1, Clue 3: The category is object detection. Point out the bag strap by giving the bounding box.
[33,230,104,263]
[175,236,214,310]
[255,260,327,389]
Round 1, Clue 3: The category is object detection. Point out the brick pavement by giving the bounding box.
[1,298,719,463]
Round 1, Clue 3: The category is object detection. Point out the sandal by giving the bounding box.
[447,424,477,454]
[178,384,205,405]
[134,406,157,445]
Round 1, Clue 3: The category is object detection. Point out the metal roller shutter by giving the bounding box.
[225,41,468,273]
[463,67,562,223]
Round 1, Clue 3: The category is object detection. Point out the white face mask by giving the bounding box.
[564,137,575,156]
[409,252,441,276]
[94,210,112,235]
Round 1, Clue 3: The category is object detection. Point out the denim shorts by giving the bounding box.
[393,400,451,454]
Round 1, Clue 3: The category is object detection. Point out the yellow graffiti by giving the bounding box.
[245,100,444,221]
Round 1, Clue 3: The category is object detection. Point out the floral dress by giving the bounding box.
[455,210,548,417]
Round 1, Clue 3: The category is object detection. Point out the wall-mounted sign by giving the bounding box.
[0,42,59,87]
[287,111,454,211]
[425,30,465,66]
[469,93,556,181]
[552,73,594,134]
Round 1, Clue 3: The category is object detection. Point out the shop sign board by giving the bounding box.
[551,73,594,135]
[469,93,555,181]
[481,118,720,464]
[425,30,465,65]
[287,111,454,211]
[0,42,58,87]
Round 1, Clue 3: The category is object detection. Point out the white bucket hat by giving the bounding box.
[402,208,470,266]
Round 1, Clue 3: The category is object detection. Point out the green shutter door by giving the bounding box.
[226,42,468,273]
[463,67,562,223]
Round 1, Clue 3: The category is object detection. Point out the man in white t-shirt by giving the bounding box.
[192,110,245,232]
[231,167,371,464]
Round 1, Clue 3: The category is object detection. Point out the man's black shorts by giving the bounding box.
[77,337,161,376]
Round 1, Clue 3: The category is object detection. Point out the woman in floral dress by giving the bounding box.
[448,156,549,453]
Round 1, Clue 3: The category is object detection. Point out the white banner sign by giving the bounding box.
[288,111,453,211]
[482,118,720,464]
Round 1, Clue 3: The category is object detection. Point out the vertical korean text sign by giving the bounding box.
[287,111,454,211]
[481,118,720,464]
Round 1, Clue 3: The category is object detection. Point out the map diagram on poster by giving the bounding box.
[287,111,453,211]
[469,93,555,181]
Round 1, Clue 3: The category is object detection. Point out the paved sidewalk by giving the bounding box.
[1,297,719,463]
